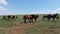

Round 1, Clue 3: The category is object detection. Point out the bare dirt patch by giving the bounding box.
[0,23,60,34]
[40,27,60,34]
[0,23,37,34]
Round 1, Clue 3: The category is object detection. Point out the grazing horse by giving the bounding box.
[43,14,51,21]
[43,13,59,21]
[7,15,11,19]
[10,15,16,19]
[3,15,18,19]
[23,15,39,23]
[3,16,7,19]
[8,15,18,19]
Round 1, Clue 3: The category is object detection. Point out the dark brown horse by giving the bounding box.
[7,15,18,19]
[43,13,59,21]
[23,15,39,23]
[7,15,15,19]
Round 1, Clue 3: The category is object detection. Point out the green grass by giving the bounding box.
[0,15,60,34]
[26,28,42,34]
[0,15,24,27]
[25,15,60,34]
[0,15,60,28]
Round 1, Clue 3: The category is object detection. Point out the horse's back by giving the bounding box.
[23,15,32,19]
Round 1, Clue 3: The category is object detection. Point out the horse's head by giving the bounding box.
[35,15,39,19]
[55,13,58,16]
[55,13,58,15]
[36,15,39,17]
[3,16,6,19]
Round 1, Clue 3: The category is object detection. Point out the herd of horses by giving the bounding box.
[3,15,18,19]
[2,13,59,23]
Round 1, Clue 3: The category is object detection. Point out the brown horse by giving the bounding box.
[3,15,18,19]
[3,16,7,19]
[43,13,59,21]
[7,15,18,19]
[23,15,39,23]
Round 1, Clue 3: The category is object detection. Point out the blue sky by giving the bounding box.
[0,0,60,15]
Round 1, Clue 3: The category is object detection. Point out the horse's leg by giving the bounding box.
[34,18,37,23]
[47,18,50,21]
[24,19,26,23]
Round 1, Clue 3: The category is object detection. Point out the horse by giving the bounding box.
[43,13,59,21]
[3,15,18,19]
[3,16,7,19]
[10,15,16,19]
[43,14,51,21]
[7,15,11,19]
[23,15,39,23]
[16,16,19,18]
[7,15,18,19]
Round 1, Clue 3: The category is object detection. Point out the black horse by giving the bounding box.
[23,15,39,23]
[43,13,59,21]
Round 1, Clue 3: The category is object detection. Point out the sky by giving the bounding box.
[0,0,60,15]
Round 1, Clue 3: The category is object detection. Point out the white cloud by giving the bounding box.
[55,8,60,10]
[0,6,7,10]
[0,0,8,11]
[47,9,52,12]
[0,0,8,5]
[47,8,60,14]
[30,8,60,14]
[1,8,60,15]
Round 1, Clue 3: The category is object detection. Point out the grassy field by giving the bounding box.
[0,15,24,27]
[0,15,60,34]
